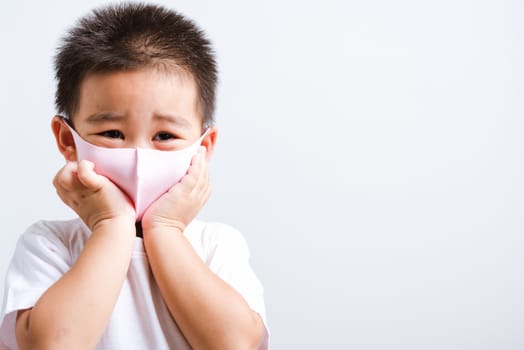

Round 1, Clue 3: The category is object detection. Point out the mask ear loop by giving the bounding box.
[59,115,75,129]
[198,128,211,151]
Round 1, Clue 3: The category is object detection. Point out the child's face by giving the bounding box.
[52,67,216,160]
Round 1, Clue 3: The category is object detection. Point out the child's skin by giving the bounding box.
[15,67,264,350]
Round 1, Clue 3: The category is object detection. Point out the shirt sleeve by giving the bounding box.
[202,223,269,350]
[0,221,72,349]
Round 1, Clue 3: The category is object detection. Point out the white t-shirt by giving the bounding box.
[0,218,268,349]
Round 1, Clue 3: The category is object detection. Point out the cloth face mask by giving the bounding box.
[67,125,206,221]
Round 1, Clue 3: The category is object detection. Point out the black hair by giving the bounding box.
[54,2,217,126]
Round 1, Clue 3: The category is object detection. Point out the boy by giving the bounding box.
[0,3,268,349]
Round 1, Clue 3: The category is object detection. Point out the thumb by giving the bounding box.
[76,160,108,190]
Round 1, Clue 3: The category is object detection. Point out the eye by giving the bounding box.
[153,132,177,141]
[97,130,124,139]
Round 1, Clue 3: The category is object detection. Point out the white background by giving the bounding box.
[1,1,523,349]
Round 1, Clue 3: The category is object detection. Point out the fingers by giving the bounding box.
[192,147,208,182]
[53,160,135,230]
[53,160,109,205]
[141,147,211,229]
[180,147,208,194]
[196,148,211,199]
[53,161,78,192]
[191,147,211,204]
[165,146,210,208]
[76,160,107,191]
[53,161,81,207]
[188,146,206,175]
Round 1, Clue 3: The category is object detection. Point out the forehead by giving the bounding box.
[72,67,202,126]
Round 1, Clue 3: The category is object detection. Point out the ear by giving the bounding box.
[51,115,77,161]
[200,126,218,161]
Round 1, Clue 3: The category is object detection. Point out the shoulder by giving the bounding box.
[16,218,89,260]
[186,219,245,242]
[185,219,251,263]
[185,219,248,248]
[0,219,89,346]
[20,218,88,242]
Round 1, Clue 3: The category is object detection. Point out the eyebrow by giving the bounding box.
[86,112,126,124]
[153,113,192,129]
[85,111,193,129]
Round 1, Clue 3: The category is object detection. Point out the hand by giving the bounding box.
[141,147,210,233]
[53,160,136,230]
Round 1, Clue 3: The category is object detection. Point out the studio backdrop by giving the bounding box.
[0,1,523,349]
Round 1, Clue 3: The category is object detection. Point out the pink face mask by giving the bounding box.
[67,125,206,221]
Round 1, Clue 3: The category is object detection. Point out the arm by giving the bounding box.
[142,148,265,350]
[16,161,136,350]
